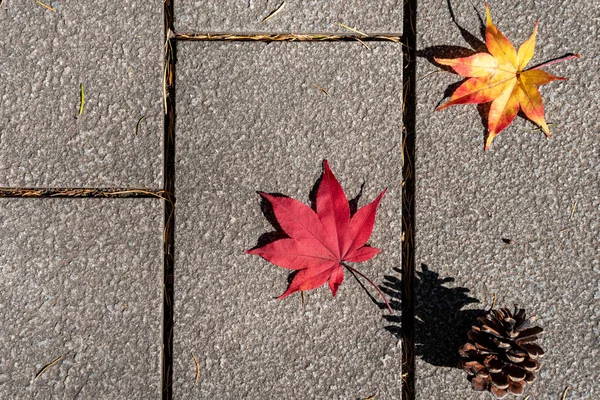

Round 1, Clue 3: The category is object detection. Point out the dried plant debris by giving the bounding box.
[460,306,544,398]
[78,83,85,116]
[569,202,577,220]
[338,22,367,37]
[0,188,166,199]
[311,83,329,96]
[192,353,200,385]
[35,355,62,380]
[175,33,401,43]
[261,1,285,23]
[34,0,55,12]
[136,115,147,136]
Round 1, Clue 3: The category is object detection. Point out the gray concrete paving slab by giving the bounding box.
[0,1,163,187]
[173,41,403,398]
[0,199,163,398]
[415,1,599,399]
[175,0,402,34]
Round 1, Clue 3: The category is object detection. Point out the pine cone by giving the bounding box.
[459,306,545,398]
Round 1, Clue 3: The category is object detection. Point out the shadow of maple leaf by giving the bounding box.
[381,264,485,368]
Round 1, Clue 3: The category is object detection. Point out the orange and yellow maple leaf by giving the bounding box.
[436,4,580,150]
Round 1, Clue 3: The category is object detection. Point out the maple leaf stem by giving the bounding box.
[527,53,581,71]
[342,263,393,313]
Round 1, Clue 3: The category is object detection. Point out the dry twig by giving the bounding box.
[34,0,55,12]
[261,1,285,23]
[338,22,367,36]
[136,115,147,136]
[192,353,200,384]
[489,292,497,311]
[569,201,577,221]
[35,356,62,380]
[311,84,329,96]
[78,83,85,116]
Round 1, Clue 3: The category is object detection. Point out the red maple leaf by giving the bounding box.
[247,160,391,312]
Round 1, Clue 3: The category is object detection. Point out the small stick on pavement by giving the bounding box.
[78,83,85,116]
[35,355,62,380]
[354,38,370,50]
[34,0,55,12]
[529,53,581,71]
[192,353,200,384]
[311,83,329,96]
[136,115,147,136]
[569,201,577,221]
[262,1,285,23]
[488,292,497,311]
[338,22,367,36]
[337,23,371,48]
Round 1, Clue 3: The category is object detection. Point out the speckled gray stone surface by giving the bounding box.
[0,1,162,187]
[0,200,163,398]
[173,42,403,398]
[415,1,599,399]
[175,0,402,34]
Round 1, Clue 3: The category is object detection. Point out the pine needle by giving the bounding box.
[489,292,497,311]
[33,0,55,12]
[338,22,367,36]
[355,37,371,50]
[78,83,85,116]
[192,353,200,384]
[261,1,285,23]
[136,115,147,136]
[561,386,570,400]
[35,355,62,379]
[311,83,329,96]
[301,291,306,308]
[419,70,444,81]
[569,201,577,221]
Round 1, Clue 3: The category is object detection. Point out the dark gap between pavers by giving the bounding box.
[174,0,402,35]
[172,41,403,398]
